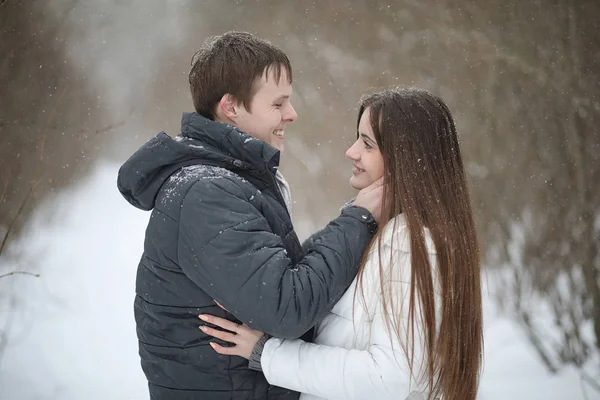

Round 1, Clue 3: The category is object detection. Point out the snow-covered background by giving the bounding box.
[1,1,599,399]
[0,161,598,400]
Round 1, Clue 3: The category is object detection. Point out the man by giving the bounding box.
[117,31,383,400]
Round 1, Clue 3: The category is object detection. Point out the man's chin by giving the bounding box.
[271,142,284,152]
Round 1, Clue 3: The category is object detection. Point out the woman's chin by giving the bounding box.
[349,176,368,190]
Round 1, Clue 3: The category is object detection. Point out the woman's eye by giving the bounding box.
[363,141,372,149]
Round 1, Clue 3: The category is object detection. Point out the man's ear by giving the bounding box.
[217,94,239,121]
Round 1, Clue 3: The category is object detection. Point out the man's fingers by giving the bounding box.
[369,177,384,188]
[361,177,385,194]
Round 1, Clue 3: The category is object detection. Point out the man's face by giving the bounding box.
[234,68,297,152]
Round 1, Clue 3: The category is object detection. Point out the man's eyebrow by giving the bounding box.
[273,94,290,102]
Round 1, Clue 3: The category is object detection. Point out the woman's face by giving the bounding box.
[345,107,385,190]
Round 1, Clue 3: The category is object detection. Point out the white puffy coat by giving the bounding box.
[260,215,439,400]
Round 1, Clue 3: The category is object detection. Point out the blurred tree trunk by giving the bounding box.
[471,0,600,371]
[0,1,114,256]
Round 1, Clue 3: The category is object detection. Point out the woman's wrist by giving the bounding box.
[248,334,271,371]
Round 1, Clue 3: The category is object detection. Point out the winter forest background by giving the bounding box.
[1,1,599,399]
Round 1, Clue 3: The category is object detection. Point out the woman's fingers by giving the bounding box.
[198,314,256,359]
[198,315,259,360]
[200,325,237,343]
[199,314,240,333]
[209,342,239,356]
[214,300,229,312]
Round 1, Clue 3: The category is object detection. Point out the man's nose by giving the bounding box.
[284,104,298,123]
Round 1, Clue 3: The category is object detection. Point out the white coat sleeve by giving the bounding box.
[261,249,425,400]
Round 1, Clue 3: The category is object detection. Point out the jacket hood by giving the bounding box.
[117,112,281,210]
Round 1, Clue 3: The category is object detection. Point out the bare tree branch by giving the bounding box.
[0,181,38,256]
[580,371,600,395]
[0,271,40,279]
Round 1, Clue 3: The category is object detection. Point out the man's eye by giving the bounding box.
[274,103,283,108]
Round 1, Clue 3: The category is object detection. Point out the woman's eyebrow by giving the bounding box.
[360,133,376,144]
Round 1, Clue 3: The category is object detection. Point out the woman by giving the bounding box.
[199,87,484,400]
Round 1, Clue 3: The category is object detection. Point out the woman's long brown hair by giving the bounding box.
[355,87,483,400]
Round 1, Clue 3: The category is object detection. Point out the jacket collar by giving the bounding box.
[180,112,281,172]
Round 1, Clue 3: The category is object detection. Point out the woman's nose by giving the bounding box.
[345,141,360,160]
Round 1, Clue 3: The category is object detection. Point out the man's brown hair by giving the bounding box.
[189,31,292,120]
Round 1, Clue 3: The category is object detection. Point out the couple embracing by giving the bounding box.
[118,31,483,400]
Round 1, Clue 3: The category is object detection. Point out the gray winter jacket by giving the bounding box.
[117,112,377,400]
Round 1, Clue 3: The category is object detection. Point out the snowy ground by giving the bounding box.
[0,161,598,400]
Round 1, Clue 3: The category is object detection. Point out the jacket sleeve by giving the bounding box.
[259,249,426,400]
[300,229,325,253]
[301,196,356,253]
[177,177,376,339]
